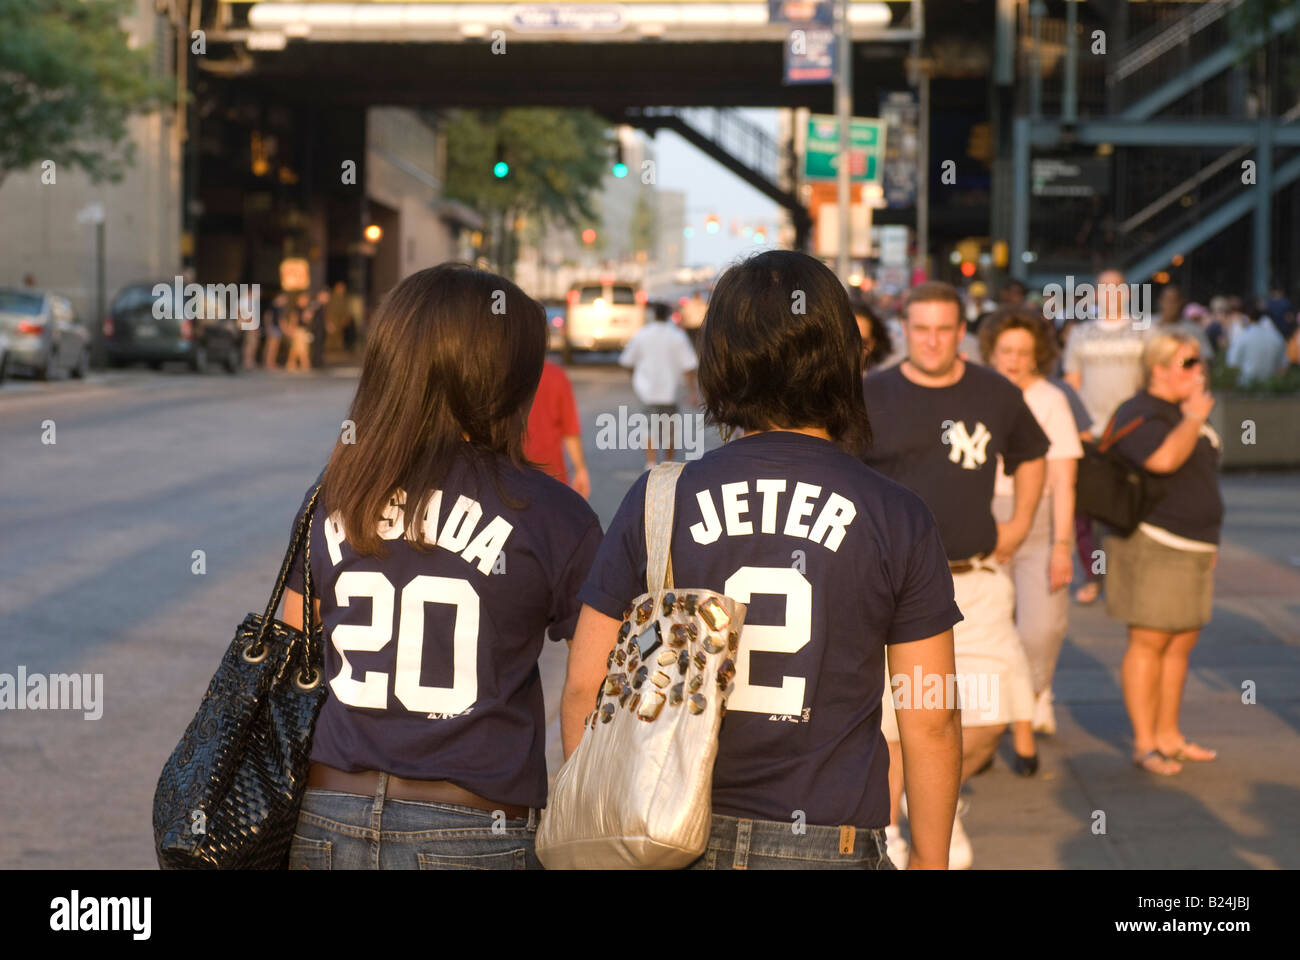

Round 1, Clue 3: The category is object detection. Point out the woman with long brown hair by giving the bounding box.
[280,263,601,869]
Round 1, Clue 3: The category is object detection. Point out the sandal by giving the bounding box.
[1074,582,1101,605]
[1166,741,1217,763]
[1133,749,1181,776]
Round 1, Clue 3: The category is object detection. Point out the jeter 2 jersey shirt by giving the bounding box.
[579,431,962,829]
[287,451,602,809]
[863,363,1050,561]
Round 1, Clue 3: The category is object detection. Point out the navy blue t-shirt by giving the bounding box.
[863,363,1050,560]
[286,451,602,808]
[1110,391,1224,544]
[578,431,961,829]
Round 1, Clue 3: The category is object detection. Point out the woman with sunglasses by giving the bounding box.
[1102,332,1222,775]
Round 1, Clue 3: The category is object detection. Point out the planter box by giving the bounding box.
[1210,393,1300,468]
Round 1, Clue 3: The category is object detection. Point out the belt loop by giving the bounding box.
[528,807,538,830]
[732,818,752,870]
[371,772,388,831]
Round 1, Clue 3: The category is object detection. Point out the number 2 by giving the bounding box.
[722,566,812,715]
[330,570,480,714]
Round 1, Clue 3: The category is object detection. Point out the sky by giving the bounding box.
[641,108,784,269]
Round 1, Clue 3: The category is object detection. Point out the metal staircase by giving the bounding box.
[1015,1,1300,294]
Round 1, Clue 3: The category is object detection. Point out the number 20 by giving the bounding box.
[722,566,812,715]
[330,571,479,714]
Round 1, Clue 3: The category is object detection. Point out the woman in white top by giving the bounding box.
[980,308,1083,771]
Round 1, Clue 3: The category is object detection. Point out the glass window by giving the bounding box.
[0,290,44,315]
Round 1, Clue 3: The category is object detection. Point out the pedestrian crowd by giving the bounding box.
[209,254,1270,870]
[242,281,363,372]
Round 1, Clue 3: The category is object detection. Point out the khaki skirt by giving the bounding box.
[1103,529,1216,632]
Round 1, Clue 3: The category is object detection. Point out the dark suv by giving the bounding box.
[103,281,242,373]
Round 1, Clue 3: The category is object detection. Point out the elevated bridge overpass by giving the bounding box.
[202,0,921,108]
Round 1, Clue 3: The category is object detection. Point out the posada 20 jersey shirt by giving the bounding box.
[578,431,961,829]
[287,451,602,810]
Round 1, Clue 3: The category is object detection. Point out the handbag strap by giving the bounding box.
[1099,415,1145,454]
[644,461,686,598]
[253,482,323,660]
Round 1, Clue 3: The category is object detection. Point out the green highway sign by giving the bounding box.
[804,115,885,183]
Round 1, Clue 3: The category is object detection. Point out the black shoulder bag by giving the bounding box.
[1075,416,1167,536]
[152,483,327,869]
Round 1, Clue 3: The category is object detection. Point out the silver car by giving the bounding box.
[0,288,92,382]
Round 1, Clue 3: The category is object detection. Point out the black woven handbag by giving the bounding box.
[152,483,327,869]
[1075,416,1167,536]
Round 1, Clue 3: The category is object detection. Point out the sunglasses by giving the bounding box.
[1179,356,1202,370]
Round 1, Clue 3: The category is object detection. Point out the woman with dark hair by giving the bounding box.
[849,294,894,372]
[280,263,602,869]
[979,307,1083,763]
[560,250,963,869]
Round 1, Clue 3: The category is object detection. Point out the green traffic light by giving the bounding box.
[612,162,628,178]
[493,160,509,178]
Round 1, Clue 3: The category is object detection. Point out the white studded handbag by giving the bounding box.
[536,461,748,869]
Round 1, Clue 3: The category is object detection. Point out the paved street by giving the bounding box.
[1,363,1297,869]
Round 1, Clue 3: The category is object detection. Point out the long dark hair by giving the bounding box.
[322,263,546,556]
[698,250,871,456]
[848,291,893,370]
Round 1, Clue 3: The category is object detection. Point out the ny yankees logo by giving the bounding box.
[946,420,992,470]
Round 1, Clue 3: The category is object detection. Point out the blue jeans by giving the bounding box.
[686,814,895,870]
[288,776,542,870]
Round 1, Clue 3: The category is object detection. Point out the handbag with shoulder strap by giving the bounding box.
[152,483,327,868]
[536,461,748,869]
[1075,414,1168,536]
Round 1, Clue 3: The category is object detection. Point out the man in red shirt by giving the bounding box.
[525,360,591,497]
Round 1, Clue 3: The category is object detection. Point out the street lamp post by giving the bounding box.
[835,0,853,283]
[76,202,107,367]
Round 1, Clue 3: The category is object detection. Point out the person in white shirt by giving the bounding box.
[1226,308,1288,386]
[619,301,699,467]
[981,307,1084,759]
[1062,267,1151,605]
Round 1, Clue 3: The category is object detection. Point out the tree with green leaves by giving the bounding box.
[443,108,612,277]
[0,0,172,188]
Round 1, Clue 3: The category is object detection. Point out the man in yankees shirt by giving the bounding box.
[864,280,1048,869]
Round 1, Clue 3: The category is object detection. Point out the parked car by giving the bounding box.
[0,287,91,382]
[103,281,241,374]
[564,282,646,354]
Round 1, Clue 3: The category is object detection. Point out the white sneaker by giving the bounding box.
[1032,689,1057,736]
[949,804,973,870]
[884,824,910,869]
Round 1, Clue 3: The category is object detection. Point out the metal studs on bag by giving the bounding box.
[598,592,735,725]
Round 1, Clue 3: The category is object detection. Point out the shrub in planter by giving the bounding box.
[1208,359,1300,468]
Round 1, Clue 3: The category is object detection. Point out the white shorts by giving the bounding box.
[881,561,1036,738]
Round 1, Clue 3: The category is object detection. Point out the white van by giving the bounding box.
[564,282,646,353]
